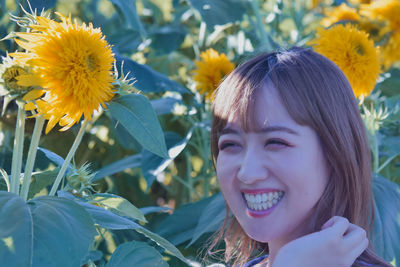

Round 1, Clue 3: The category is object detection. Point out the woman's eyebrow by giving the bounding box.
[219,125,299,136]
[219,127,240,136]
[260,126,299,135]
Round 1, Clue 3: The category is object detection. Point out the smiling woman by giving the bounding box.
[208,47,393,267]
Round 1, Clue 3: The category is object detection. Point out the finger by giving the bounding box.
[345,237,369,266]
[322,216,350,236]
[343,224,367,248]
[321,216,335,230]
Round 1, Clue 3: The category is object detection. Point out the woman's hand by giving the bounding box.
[272,216,369,267]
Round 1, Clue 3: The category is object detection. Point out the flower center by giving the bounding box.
[86,54,98,72]
[355,44,365,56]
[2,66,28,92]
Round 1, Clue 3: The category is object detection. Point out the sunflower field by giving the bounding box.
[0,0,399,266]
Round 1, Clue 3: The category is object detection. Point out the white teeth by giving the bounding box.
[262,193,267,201]
[250,195,255,202]
[243,191,284,211]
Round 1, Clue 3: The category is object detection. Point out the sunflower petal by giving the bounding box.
[36,16,53,28]
[59,124,73,132]
[14,38,33,51]
[24,102,37,111]
[45,116,59,134]
[16,32,45,43]
[59,116,74,127]
[9,52,32,64]
[23,89,45,101]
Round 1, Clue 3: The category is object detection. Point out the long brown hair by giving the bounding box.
[209,47,392,266]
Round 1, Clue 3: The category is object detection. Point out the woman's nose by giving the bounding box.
[237,150,269,184]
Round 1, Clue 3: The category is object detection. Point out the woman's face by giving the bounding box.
[216,83,329,244]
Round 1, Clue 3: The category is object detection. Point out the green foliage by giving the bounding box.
[156,194,222,246]
[89,193,147,223]
[0,192,32,267]
[106,241,168,267]
[109,94,168,158]
[110,0,145,36]
[114,56,189,93]
[189,0,248,29]
[372,174,400,264]
[0,191,97,267]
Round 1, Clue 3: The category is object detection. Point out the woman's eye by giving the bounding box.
[265,139,288,148]
[219,142,239,151]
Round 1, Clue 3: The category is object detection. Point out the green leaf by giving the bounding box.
[135,226,188,265]
[371,174,400,264]
[151,25,187,55]
[151,97,182,116]
[28,196,97,267]
[0,168,10,191]
[107,241,168,267]
[188,192,225,246]
[115,55,189,94]
[109,0,145,36]
[381,136,400,158]
[141,130,193,189]
[112,118,143,151]
[140,206,172,215]
[0,0,6,17]
[379,68,400,97]
[108,29,142,53]
[0,192,32,267]
[109,94,168,159]
[37,148,73,174]
[188,0,247,29]
[92,154,142,182]
[58,191,141,230]
[89,193,147,223]
[156,194,218,245]
[27,169,58,199]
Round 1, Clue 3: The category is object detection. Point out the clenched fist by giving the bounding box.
[273,216,369,267]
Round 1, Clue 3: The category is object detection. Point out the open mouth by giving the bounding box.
[242,191,284,217]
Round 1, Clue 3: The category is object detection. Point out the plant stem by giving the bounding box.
[184,151,193,202]
[49,120,88,196]
[377,153,399,174]
[249,0,272,50]
[372,131,379,172]
[10,100,25,194]
[20,115,45,201]
[199,107,210,198]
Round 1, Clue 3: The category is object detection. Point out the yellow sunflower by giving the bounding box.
[308,24,380,98]
[321,3,361,27]
[360,0,400,31]
[11,13,115,133]
[192,49,234,101]
[381,31,400,70]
